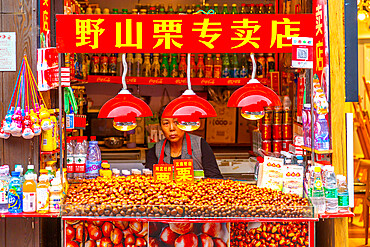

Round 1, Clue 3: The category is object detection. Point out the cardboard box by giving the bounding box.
[237,109,256,144]
[191,119,206,139]
[206,102,236,144]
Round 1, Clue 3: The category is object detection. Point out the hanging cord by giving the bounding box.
[21,64,26,110]
[187,53,192,91]
[8,60,24,111]
[251,53,256,80]
[121,53,127,90]
[25,56,47,106]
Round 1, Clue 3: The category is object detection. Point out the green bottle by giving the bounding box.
[213,4,220,14]
[122,9,128,14]
[231,53,239,78]
[168,8,175,14]
[112,8,118,14]
[204,4,210,12]
[159,8,166,14]
[231,4,238,14]
[239,54,248,78]
[160,54,170,77]
[222,4,229,14]
[170,54,179,77]
[222,53,230,78]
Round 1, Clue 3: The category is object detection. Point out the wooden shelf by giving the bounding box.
[40,149,60,155]
[301,146,333,154]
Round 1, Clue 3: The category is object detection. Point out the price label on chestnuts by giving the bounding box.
[174,159,194,184]
[153,164,173,182]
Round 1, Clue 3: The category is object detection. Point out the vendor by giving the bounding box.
[145,109,223,179]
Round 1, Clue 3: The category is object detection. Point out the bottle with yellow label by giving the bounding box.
[99,161,112,178]
[37,175,50,213]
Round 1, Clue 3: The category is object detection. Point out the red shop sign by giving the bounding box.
[40,0,51,47]
[56,14,315,54]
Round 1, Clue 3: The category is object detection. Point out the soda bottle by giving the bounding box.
[86,137,102,179]
[337,175,349,212]
[190,54,197,78]
[122,9,128,14]
[324,166,338,213]
[222,53,231,78]
[133,53,143,77]
[74,136,87,180]
[160,54,170,77]
[100,53,109,75]
[112,8,118,14]
[126,53,134,76]
[176,4,182,14]
[222,4,229,14]
[213,54,222,78]
[267,53,275,72]
[158,8,165,14]
[266,4,275,14]
[205,54,213,78]
[213,4,220,14]
[170,54,179,77]
[82,54,90,79]
[196,54,205,78]
[168,8,175,14]
[152,54,161,77]
[204,3,210,12]
[0,167,10,212]
[108,53,118,76]
[240,3,247,14]
[36,175,50,213]
[8,171,22,213]
[247,55,253,77]
[311,166,325,214]
[249,4,256,14]
[90,53,100,75]
[142,53,152,77]
[239,53,248,78]
[25,165,37,184]
[231,53,239,78]
[231,4,238,14]
[23,174,36,213]
[66,137,75,181]
[178,54,187,78]
[256,4,265,14]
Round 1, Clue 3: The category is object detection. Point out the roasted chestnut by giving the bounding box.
[174,233,198,247]
[170,223,194,235]
[160,227,178,245]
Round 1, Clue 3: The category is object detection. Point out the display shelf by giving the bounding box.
[40,148,60,155]
[318,211,355,219]
[76,75,270,86]
[301,146,333,154]
[0,212,60,218]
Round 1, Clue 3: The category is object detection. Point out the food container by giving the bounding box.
[283,124,293,140]
[260,124,272,140]
[104,137,124,149]
[272,140,283,153]
[272,124,282,140]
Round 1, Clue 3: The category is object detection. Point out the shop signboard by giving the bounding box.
[40,0,51,47]
[56,14,315,54]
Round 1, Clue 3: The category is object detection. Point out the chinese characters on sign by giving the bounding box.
[153,164,173,182]
[56,14,314,53]
[40,0,50,48]
[0,32,16,71]
[174,159,194,184]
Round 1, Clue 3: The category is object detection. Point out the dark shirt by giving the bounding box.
[145,138,223,179]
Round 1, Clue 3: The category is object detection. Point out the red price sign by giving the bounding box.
[153,164,173,182]
[174,159,194,184]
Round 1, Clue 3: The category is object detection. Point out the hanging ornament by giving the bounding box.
[39,105,53,131]
[10,107,23,136]
[22,113,34,139]
[29,109,41,136]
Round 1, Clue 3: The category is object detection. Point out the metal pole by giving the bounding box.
[310,69,315,164]
[58,53,64,247]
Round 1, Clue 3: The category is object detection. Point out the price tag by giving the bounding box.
[153,164,173,182]
[174,159,194,184]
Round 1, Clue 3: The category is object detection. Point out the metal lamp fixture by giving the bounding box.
[358,0,370,21]
[227,53,281,120]
[98,54,153,131]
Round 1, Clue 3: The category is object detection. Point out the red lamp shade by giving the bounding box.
[227,79,281,120]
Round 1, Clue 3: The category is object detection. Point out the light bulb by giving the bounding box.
[241,110,265,120]
[177,120,201,131]
[358,10,369,21]
[113,119,137,131]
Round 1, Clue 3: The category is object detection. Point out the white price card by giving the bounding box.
[0,32,16,71]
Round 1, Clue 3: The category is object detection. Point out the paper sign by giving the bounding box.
[0,32,16,71]
[258,156,284,191]
[174,159,194,184]
[291,37,313,69]
[283,165,304,197]
[153,164,173,182]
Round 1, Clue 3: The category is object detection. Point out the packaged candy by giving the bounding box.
[39,105,53,131]
[22,114,34,139]
[29,109,41,136]
[10,107,23,137]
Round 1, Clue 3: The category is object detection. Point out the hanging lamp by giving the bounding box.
[98,54,153,131]
[227,53,281,120]
[161,53,217,131]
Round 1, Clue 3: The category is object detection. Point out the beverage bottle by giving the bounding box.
[195,4,201,12]
[160,54,170,77]
[266,53,275,72]
[239,53,248,78]
[176,4,182,14]
[249,4,256,14]
[131,9,138,14]
[213,4,220,14]
[108,53,118,76]
[8,171,22,213]
[311,166,325,214]
[66,137,75,181]
[148,7,156,14]
[186,9,192,14]
[122,9,128,14]
[25,165,37,184]
[178,54,187,78]
[315,115,330,150]
[49,177,62,213]
[102,8,110,14]
[222,4,229,14]
[222,53,231,78]
[168,3,173,13]
[184,4,190,12]
[170,54,179,77]
[337,175,349,212]
[133,53,143,77]
[158,8,165,14]
[23,174,36,213]
[190,54,197,78]
[126,53,134,76]
[151,54,161,77]
[74,136,87,180]
[100,161,112,178]
[196,54,205,78]
[99,53,109,75]
[178,8,185,14]
[140,9,147,15]
[240,3,247,14]
[266,4,275,14]
[213,54,222,78]
[307,166,314,197]
[231,4,238,14]
[0,167,10,212]
[231,53,239,78]
[205,54,213,78]
[86,137,101,179]
[256,4,265,14]
[90,53,100,75]
[15,165,24,184]
[94,7,101,14]
[142,53,152,77]
[112,8,118,14]
[204,4,210,12]
[37,175,50,213]
[324,166,338,213]
[191,4,196,13]
[168,8,175,14]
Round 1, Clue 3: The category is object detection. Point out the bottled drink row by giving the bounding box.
[70,53,276,80]
[0,165,64,214]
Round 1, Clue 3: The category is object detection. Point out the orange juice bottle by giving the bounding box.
[37,175,50,213]
[23,174,36,213]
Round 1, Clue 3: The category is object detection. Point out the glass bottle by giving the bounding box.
[160,54,170,77]
[140,9,147,15]
[178,54,187,78]
[122,9,128,14]
[249,4,256,14]
[196,54,205,78]
[131,9,138,15]
[204,3,210,12]
[126,53,134,76]
[231,4,238,14]
[190,54,197,78]
[213,54,222,78]
[247,55,253,77]
[213,4,220,14]
[112,8,118,14]
[142,53,151,77]
[108,53,118,76]
[148,7,156,14]
[222,4,229,14]
[168,8,175,14]
[186,9,192,14]
[152,54,160,77]
[133,53,143,77]
[191,4,196,13]
[176,4,182,13]
[231,53,239,78]
[170,54,179,77]
[256,4,265,14]
[205,54,213,78]
[90,53,100,75]
[239,53,248,78]
[266,4,275,14]
[222,53,231,78]
[99,53,109,75]
[195,4,201,12]
[159,8,166,14]
[240,4,247,14]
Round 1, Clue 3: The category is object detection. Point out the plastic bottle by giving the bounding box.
[100,161,112,178]
[37,175,50,213]
[8,171,22,213]
[23,174,36,213]
[324,166,338,213]
[0,167,10,212]
[315,115,330,150]
[86,137,101,179]
[49,178,62,213]
[46,166,55,182]
[15,165,24,184]
[74,136,87,180]
[25,165,37,184]
[122,170,131,177]
[311,166,325,214]
[66,137,75,181]
[337,175,349,212]
[205,54,213,78]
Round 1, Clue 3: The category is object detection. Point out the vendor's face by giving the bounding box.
[161,118,185,143]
